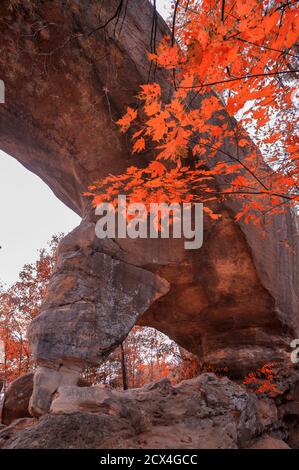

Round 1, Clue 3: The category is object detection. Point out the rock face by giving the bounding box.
[0,0,298,415]
[28,224,169,415]
[1,373,33,425]
[0,373,295,449]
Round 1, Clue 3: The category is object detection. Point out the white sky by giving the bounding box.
[0,151,80,286]
[156,0,170,18]
[0,1,170,286]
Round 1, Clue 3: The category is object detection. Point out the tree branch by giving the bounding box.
[178,69,299,89]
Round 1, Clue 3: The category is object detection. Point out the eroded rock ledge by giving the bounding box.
[1,372,299,449]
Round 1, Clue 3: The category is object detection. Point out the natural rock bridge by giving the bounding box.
[0,0,298,416]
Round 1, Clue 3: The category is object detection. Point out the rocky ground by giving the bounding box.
[0,0,298,451]
[1,370,298,449]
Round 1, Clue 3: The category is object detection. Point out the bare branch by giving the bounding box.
[221,0,225,22]
[233,36,299,59]
[178,69,299,89]
[187,138,270,191]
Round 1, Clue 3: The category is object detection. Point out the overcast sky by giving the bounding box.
[0,153,81,286]
[0,1,170,286]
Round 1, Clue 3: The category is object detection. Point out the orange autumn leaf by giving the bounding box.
[145,111,170,141]
[148,38,182,69]
[203,206,221,220]
[238,139,248,147]
[85,0,299,227]
[133,138,145,153]
[235,0,256,17]
[117,107,137,133]
[147,161,167,177]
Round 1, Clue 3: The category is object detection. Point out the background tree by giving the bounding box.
[0,235,61,389]
[83,325,200,389]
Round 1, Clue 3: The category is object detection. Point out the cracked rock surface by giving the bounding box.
[28,221,169,415]
[0,373,295,449]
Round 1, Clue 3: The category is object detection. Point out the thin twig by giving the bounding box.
[86,0,124,37]
[188,138,269,190]
[233,36,299,59]
[178,69,299,89]
[221,0,225,22]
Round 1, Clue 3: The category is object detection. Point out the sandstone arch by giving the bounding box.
[0,0,298,415]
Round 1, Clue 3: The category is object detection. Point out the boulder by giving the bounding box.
[50,385,118,415]
[1,372,92,424]
[1,373,33,425]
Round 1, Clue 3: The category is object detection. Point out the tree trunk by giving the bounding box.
[120,343,128,391]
